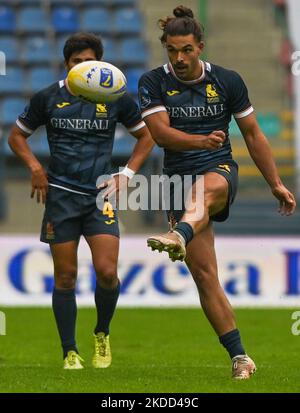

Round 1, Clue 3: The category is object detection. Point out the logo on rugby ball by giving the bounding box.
[100,68,113,88]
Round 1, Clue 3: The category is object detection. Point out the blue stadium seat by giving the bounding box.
[14,0,41,4]
[78,0,110,5]
[101,38,118,62]
[0,37,18,62]
[0,67,24,93]
[126,67,144,94]
[257,113,282,136]
[229,119,242,137]
[80,0,136,5]
[81,8,111,34]
[1,97,27,125]
[109,0,136,5]
[18,7,48,32]
[55,35,69,60]
[51,0,77,4]
[229,114,281,138]
[22,37,53,64]
[113,8,142,34]
[119,39,148,65]
[0,6,15,32]
[52,7,79,33]
[27,67,57,92]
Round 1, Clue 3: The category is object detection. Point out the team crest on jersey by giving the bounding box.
[167,90,180,96]
[206,84,220,103]
[96,103,108,118]
[100,68,113,88]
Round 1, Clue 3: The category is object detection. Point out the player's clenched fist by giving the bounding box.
[201,130,226,150]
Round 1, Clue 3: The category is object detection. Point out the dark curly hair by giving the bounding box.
[159,5,204,44]
[63,32,103,62]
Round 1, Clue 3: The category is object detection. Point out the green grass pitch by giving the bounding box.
[0,308,299,393]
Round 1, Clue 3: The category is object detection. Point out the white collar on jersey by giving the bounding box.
[164,60,211,84]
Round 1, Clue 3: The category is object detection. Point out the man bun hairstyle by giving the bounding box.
[173,5,194,18]
[159,5,204,43]
[63,32,103,62]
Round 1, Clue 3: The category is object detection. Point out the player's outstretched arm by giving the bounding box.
[236,113,296,216]
[8,125,48,204]
[144,110,225,151]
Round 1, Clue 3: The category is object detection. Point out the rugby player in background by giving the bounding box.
[139,6,296,379]
[9,32,153,370]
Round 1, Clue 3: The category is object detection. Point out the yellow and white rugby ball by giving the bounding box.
[66,61,127,103]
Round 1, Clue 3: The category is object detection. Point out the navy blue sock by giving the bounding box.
[52,288,78,359]
[94,280,120,336]
[174,222,194,245]
[219,329,246,359]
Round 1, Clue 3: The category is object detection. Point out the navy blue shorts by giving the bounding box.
[164,159,238,223]
[40,186,119,244]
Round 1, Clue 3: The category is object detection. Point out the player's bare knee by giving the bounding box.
[189,265,217,291]
[55,269,77,289]
[95,266,118,289]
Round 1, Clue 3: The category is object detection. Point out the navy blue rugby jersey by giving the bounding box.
[138,61,253,173]
[16,80,145,194]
